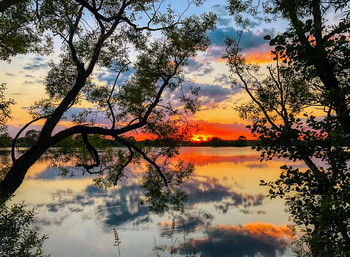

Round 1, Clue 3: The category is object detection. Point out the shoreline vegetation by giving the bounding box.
[0,132,258,148]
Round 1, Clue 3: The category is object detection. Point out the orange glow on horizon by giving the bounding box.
[191,134,212,142]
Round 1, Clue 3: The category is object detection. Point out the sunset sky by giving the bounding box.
[0,0,295,141]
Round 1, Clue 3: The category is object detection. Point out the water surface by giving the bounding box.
[12,147,300,257]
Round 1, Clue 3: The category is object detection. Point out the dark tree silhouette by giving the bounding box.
[0,0,216,211]
[227,0,350,255]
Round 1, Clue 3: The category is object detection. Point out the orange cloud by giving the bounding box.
[230,222,293,240]
[245,51,274,64]
[173,222,294,256]
[194,120,254,140]
[213,223,294,244]
[210,50,274,64]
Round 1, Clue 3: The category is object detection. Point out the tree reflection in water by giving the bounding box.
[27,165,292,256]
[4,148,294,256]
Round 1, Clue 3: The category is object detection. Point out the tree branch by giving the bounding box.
[108,62,130,129]
[114,145,134,186]
[11,114,51,162]
[114,136,168,187]
[77,131,100,171]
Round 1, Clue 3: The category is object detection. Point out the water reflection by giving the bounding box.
[12,147,296,257]
[174,223,292,257]
[159,209,213,236]
[183,177,265,213]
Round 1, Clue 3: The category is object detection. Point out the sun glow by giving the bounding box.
[191,134,212,142]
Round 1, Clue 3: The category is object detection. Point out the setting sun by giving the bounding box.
[191,134,212,142]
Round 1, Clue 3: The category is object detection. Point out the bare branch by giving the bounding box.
[108,62,130,129]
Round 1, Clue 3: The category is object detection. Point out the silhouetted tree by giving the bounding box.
[0,200,48,257]
[0,0,51,61]
[0,133,11,147]
[209,137,223,145]
[227,0,350,255]
[0,0,216,214]
[23,130,40,146]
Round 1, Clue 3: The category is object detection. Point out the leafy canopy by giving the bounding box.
[0,0,216,213]
[226,0,350,255]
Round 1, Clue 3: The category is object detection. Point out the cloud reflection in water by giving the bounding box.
[22,147,293,257]
[174,223,293,257]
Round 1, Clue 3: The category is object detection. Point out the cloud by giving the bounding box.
[249,16,265,28]
[35,182,151,230]
[207,28,276,50]
[217,17,232,26]
[23,62,48,70]
[174,223,293,257]
[203,45,226,59]
[245,51,274,64]
[183,176,265,214]
[203,28,275,63]
[211,4,230,17]
[23,56,49,70]
[33,56,45,62]
[190,120,253,140]
[96,71,117,85]
[10,92,26,96]
[161,82,235,111]
[185,58,214,76]
[159,209,213,237]
[96,67,135,85]
[213,74,230,85]
[22,79,45,85]
[197,83,233,107]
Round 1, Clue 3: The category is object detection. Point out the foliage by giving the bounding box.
[0,0,216,215]
[0,132,11,147]
[0,0,52,61]
[0,84,15,132]
[227,0,350,255]
[140,160,194,213]
[0,201,48,257]
[0,155,10,182]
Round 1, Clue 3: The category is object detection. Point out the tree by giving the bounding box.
[0,201,48,257]
[229,0,350,128]
[0,84,14,133]
[0,132,11,147]
[0,0,216,212]
[209,137,223,145]
[0,0,51,61]
[20,130,40,146]
[226,0,350,255]
[237,136,246,141]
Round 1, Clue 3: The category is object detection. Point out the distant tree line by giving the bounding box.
[0,132,256,148]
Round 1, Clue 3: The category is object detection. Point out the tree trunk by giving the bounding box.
[313,57,350,128]
[0,140,49,201]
